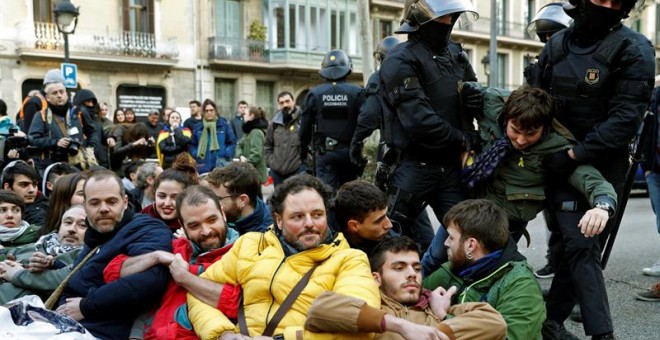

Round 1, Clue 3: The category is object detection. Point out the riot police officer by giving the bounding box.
[528,1,656,338]
[350,36,401,189]
[378,0,480,251]
[299,49,365,190]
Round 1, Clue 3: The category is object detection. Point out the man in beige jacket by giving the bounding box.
[306,236,507,340]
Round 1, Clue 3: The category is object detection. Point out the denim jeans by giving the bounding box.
[421,224,448,278]
[645,171,660,234]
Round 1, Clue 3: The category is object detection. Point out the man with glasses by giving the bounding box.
[264,91,307,187]
[206,162,273,234]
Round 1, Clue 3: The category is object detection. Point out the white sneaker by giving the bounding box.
[642,260,660,277]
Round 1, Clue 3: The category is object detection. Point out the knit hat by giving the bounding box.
[43,69,65,85]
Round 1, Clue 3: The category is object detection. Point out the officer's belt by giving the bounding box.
[402,152,457,166]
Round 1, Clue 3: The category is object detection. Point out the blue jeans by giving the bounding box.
[421,224,448,278]
[646,171,660,234]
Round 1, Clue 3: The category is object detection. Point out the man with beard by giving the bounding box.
[102,185,241,340]
[378,0,482,252]
[54,170,172,340]
[29,69,100,171]
[305,236,507,340]
[423,199,545,340]
[526,1,655,338]
[188,174,381,340]
[206,162,272,234]
[0,204,87,303]
[264,91,306,187]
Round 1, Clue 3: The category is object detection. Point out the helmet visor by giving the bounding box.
[413,0,479,28]
[526,3,572,36]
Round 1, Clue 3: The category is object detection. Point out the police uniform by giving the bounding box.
[379,0,480,251]
[531,1,655,336]
[299,78,365,190]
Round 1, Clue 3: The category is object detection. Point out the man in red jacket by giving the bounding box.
[103,185,240,339]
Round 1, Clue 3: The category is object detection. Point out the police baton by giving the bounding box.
[601,111,653,268]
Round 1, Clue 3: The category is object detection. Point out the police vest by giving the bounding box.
[380,41,474,152]
[312,82,362,143]
[545,25,633,141]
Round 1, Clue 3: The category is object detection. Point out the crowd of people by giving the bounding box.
[0,0,658,339]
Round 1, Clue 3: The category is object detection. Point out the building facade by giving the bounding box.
[0,0,658,122]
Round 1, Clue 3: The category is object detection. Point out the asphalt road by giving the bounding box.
[522,195,660,339]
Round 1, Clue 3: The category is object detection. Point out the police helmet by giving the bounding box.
[526,3,572,40]
[567,0,642,18]
[319,49,352,81]
[373,36,401,63]
[396,0,478,34]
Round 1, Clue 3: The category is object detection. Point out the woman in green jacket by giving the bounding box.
[236,106,269,183]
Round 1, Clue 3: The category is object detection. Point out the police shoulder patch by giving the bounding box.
[585,68,600,85]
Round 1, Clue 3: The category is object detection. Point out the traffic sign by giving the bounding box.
[61,63,78,89]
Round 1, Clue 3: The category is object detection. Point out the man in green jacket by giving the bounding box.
[423,199,545,340]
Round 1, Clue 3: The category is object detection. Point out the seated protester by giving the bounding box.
[130,162,163,211]
[334,180,397,253]
[157,110,192,169]
[122,159,142,192]
[42,172,87,237]
[54,170,172,340]
[140,155,198,232]
[422,86,617,276]
[305,236,507,340]
[2,161,48,227]
[41,162,79,199]
[205,162,272,234]
[0,204,86,303]
[188,174,380,340]
[423,199,545,340]
[0,190,39,259]
[102,185,240,340]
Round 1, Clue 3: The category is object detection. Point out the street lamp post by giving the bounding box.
[481,53,490,85]
[54,0,80,63]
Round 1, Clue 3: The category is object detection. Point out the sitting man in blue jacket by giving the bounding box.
[205,162,272,234]
[54,170,172,340]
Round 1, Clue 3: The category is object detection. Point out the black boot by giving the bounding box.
[542,320,580,340]
[592,332,615,340]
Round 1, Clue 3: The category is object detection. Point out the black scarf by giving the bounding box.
[573,1,624,42]
[412,21,453,55]
[242,118,269,135]
[83,210,134,248]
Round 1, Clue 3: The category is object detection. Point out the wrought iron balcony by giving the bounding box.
[457,17,533,40]
[23,22,178,59]
[208,36,268,62]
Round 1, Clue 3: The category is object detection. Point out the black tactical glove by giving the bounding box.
[462,130,482,154]
[461,83,484,119]
[349,142,367,168]
[543,149,579,177]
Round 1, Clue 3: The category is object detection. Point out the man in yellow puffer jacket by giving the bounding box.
[188,174,382,340]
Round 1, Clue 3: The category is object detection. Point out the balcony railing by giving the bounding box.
[25,22,178,59]
[457,17,533,40]
[208,37,268,62]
